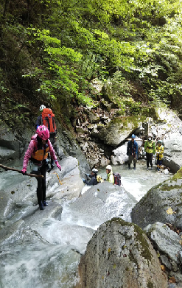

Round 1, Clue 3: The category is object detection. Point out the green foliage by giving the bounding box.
[0,0,182,124]
[22,28,96,109]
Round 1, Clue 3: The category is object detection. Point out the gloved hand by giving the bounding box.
[82,178,86,183]
[21,168,27,175]
[55,161,61,171]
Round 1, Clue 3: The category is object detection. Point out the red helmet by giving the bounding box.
[36,125,50,140]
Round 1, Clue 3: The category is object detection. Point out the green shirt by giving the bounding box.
[144,140,155,154]
[107,172,114,184]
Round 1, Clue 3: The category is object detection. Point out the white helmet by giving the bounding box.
[40,104,46,112]
[106,165,112,170]
[92,168,98,173]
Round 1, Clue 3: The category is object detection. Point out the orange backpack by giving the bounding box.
[42,108,57,134]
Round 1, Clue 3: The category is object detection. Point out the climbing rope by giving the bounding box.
[53,172,63,185]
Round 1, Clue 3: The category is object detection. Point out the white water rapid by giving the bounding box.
[0,159,171,288]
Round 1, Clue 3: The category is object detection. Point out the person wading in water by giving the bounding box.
[127,134,138,170]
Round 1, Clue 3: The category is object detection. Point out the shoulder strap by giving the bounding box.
[31,135,38,151]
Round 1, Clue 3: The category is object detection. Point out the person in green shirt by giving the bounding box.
[144,136,156,170]
[105,165,114,184]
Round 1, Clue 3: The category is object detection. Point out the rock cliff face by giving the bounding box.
[72,106,144,168]
[76,218,167,288]
[1,105,182,174]
[72,106,182,172]
[0,121,90,178]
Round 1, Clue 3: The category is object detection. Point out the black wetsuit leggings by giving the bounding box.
[32,164,47,206]
[146,153,153,168]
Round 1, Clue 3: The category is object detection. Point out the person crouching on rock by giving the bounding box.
[21,125,61,210]
[83,168,98,185]
[105,165,114,184]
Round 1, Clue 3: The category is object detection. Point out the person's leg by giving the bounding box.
[159,160,162,171]
[31,164,44,210]
[157,159,160,171]
[133,157,137,169]
[150,153,153,168]
[41,164,48,206]
[36,173,44,210]
[146,153,150,169]
[128,155,132,169]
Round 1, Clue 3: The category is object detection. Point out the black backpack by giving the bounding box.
[113,173,121,186]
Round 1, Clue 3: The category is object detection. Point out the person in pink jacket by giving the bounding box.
[21,125,61,210]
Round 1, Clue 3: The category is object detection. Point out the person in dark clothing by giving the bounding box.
[127,134,138,169]
[83,168,98,185]
[35,105,46,130]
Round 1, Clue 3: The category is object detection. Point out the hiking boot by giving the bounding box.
[39,202,44,210]
[43,200,48,206]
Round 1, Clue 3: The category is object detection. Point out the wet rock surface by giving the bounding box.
[131,170,182,230]
[144,222,182,270]
[0,107,182,287]
[76,218,168,288]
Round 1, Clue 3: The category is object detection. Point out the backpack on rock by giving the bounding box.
[113,173,121,186]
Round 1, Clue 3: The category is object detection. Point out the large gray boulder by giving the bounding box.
[144,222,182,270]
[163,156,180,174]
[0,123,32,161]
[111,143,128,165]
[0,156,84,225]
[65,181,137,228]
[131,168,182,230]
[91,116,142,147]
[144,222,182,287]
[76,218,167,288]
[163,132,182,172]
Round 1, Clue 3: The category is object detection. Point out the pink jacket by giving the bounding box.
[23,135,57,169]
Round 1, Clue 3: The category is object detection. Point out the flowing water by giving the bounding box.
[0,159,172,288]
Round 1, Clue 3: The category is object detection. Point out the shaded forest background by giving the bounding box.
[0,0,182,131]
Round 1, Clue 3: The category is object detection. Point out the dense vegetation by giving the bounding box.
[0,0,182,129]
